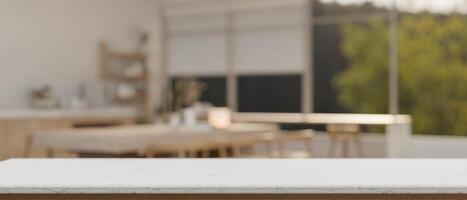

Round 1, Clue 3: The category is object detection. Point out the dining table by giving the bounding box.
[31,123,280,158]
[233,112,412,158]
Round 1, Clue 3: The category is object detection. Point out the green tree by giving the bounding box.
[335,14,467,135]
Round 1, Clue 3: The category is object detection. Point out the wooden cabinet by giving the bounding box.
[0,119,72,160]
[0,121,8,159]
[0,116,135,160]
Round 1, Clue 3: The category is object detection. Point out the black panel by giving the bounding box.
[238,75,301,113]
[197,76,226,107]
[312,1,385,113]
[313,24,347,113]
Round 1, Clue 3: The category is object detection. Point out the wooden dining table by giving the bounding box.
[31,123,280,158]
[233,112,412,158]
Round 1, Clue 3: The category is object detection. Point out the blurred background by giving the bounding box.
[0,0,466,159]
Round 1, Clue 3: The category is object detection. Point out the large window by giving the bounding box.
[163,0,467,136]
[163,0,308,113]
[314,0,391,114]
[318,0,467,135]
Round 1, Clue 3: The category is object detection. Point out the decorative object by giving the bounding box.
[208,107,231,129]
[116,83,137,100]
[169,112,181,127]
[30,84,59,108]
[123,62,145,79]
[173,77,206,111]
[68,97,88,109]
[183,107,197,126]
[68,84,89,109]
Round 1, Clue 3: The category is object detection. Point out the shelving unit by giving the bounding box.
[99,41,153,122]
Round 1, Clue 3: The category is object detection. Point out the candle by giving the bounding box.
[208,107,231,129]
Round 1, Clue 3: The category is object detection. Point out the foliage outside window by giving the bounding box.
[335,14,467,135]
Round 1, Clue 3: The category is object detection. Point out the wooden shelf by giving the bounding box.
[106,74,147,82]
[108,52,147,61]
[114,97,146,104]
[99,41,153,122]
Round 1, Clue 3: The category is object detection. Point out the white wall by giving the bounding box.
[0,0,160,108]
[408,135,467,158]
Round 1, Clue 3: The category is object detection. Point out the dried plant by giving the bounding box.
[173,77,206,111]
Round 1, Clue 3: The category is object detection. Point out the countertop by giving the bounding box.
[0,107,137,120]
[0,159,466,194]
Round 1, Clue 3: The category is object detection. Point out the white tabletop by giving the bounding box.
[0,159,466,194]
[233,112,412,125]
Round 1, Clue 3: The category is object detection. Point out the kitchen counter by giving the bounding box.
[0,159,466,199]
[0,107,137,120]
[0,108,137,159]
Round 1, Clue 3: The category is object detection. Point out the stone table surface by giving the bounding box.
[0,159,466,194]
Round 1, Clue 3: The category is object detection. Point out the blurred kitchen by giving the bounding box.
[0,0,466,159]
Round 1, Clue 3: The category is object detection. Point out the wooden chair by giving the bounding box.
[143,136,211,158]
[204,132,275,158]
[203,134,234,158]
[274,129,315,158]
[327,124,363,158]
[229,132,277,158]
[229,130,315,158]
[144,143,187,158]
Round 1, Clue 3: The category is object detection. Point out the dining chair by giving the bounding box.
[326,124,363,158]
[143,136,211,158]
[229,130,315,158]
[274,129,315,158]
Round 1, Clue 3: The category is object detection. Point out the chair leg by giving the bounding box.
[354,133,364,157]
[304,140,314,158]
[23,135,33,158]
[328,132,338,158]
[265,142,275,158]
[176,149,186,158]
[219,147,228,158]
[186,150,193,158]
[232,145,242,158]
[341,139,349,158]
[46,149,54,158]
[277,141,286,158]
[201,149,210,158]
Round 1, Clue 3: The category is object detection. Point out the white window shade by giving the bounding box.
[235,29,305,74]
[167,13,227,76]
[164,0,308,76]
[231,0,308,11]
[167,14,225,34]
[168,35,227,76]
[234,7,306,74]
